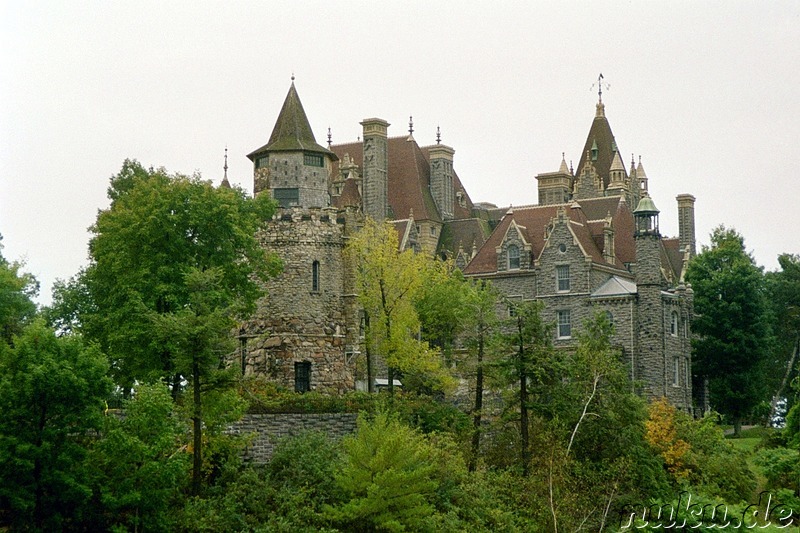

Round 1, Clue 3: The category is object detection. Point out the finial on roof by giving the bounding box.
[221,146,231,189]
[408,116,414,136]
[559,152,569,174]
[327,127,332,148]
[291,72,295,82]
[591,73,608,117]
[409,208,414,219]
[506,204,514,216]
[597,73,604,103]
[570,160,574,174]
[436,125,441,144]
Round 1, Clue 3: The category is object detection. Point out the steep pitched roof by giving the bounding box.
[337,176,361,208]
[439,218,490,257]
[247,82,336,160]
[329,138,437,222]
[464,198,636,275]
[573,103,622,191]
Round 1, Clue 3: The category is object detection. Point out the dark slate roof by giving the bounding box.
[337,177,361,208]
[573,103,623,191]
[464,197,636,275]
[247,83,336,160]
[438,218,491,256]
[661,238,684,281]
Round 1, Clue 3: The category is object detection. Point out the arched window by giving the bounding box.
[312,261,320,292]
[671,311,679,336]
[605,311,614,328]
[508,244,520,270]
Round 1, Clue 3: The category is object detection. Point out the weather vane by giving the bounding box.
[590,73,611,103]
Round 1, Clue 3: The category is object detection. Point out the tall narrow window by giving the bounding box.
[312,260,320,292]
[295,361,311,393]
[508,244,520,270]
[671,311,679,336]
[556,265,570,292]
[557,310,571,339]
[673,358,680,386]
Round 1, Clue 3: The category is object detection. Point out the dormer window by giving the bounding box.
[508,244,520,270]
[591,140,599,161]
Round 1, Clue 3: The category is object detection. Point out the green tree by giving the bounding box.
[150,267,249,495]
[415,263,470,364]
[499,300,553,476]
[0,321,112,530]
[346,218,451,395]
[78,159,280,392]
[686,226,771,435]
[87,382,189,531]
[460,280,501,472]
[0,234,38,345]
[325,411,439,531]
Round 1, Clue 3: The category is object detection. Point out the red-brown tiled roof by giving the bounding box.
[464,197,636,275]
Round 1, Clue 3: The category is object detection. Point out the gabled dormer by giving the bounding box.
[496,212,532,271]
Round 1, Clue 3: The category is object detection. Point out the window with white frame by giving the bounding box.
[508,244,520,270]
[557,310,571,339]
[671,311,679,336]
[673,358,680,386]
[556,265,570,292]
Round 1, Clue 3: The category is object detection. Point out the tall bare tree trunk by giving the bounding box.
[469,330,484,472]
[192,360,202,496]
[768,338,799,426]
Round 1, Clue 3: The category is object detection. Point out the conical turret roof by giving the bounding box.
[574,101,620,190]
[248,81,337,160]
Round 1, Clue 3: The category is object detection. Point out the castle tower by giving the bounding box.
[573,96,621,199]
[360,118,390,221]
[536,154,573,205]
[633,193,665,398]
[429,143,455,220]
[676,194,696,257]
[247,79,338,207]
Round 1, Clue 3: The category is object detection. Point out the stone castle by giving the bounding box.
[237,80,695,411]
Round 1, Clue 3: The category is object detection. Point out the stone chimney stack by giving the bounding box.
[360,118,390,221]
[676,194,696,257]
[429,144,455,220]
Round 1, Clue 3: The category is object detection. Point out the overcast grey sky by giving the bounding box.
[2,1,798,304]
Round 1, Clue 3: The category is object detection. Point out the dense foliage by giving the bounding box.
[687,226,771,434]
[1,164,798,529]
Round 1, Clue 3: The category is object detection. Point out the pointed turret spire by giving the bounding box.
[559,152,570,174]
[637,156,648,191]
[247,79,336,160]
[220,146,231,188]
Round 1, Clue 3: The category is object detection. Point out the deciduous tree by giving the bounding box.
[0,321,111,530]
[78,159,280,392]
[686,226,770,435]
[346,218,451,395]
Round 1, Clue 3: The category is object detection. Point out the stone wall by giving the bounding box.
[240,207,358,393]
[229,413,358,463]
